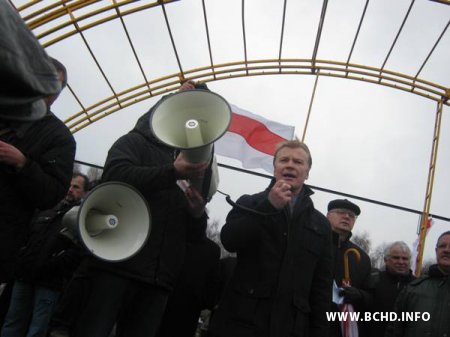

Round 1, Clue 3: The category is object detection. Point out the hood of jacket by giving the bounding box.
[132,95,177,150]
[132,109,162,145]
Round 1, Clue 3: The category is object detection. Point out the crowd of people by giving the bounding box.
[1,4,449,337]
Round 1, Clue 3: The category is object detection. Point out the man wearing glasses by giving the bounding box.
[327,199,373,337]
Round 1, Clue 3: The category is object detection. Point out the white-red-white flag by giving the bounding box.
[215,104,295,173]
[339,303,359,337]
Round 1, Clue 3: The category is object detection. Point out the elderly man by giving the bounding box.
[368,241,415,337]
[327,199,373,337]
[385,231,450,337]
[209,140,333,337]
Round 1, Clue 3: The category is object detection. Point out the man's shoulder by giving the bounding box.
[409,275,431,287]
[310,207,329,223]
[408,266,445,287]
[237,190,267,203]
[308,208,332,233]
[347,240,369,255]
[113,127,159,149]
[32,112,74,141]
[400,276,438,299]
[341,240,371,267]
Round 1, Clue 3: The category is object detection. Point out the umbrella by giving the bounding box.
[339,248,361,337]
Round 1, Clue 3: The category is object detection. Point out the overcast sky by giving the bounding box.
[15,0,449,264]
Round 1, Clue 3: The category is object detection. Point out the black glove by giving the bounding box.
[339,286,362,304]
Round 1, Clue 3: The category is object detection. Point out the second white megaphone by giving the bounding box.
[149,89,231,200]
[62,182,151,262]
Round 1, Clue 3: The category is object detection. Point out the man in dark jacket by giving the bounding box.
[327,199,373,337]
[73,81,210,337]
[368,241,415,337]
[1,173,89,337]
[0,57,76,284]
[208,140,333,337]
[385,231,450,337]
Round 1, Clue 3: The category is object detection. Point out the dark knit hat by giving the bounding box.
[328,199,361,216]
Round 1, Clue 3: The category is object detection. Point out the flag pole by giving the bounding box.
[302,73,319,142]
[414,100,443,276]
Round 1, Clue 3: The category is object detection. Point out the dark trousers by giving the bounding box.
[49,267,92,334]
[73,269,169,337]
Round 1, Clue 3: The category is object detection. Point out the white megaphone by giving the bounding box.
[149,89,231,200]
[62,182,151,262]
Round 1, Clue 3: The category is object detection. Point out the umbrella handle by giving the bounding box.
[343,248,361,284]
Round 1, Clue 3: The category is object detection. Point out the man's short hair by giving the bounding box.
[436,230,450,248]
[49,57,67,89]
[73,172,90,192]
[273,140,312,168]
[384,241,411,258]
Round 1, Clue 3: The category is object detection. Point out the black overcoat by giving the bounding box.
[91,109,207,290]
[0,112,75,282]
[209,182,333,337]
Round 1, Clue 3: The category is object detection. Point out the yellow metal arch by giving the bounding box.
[65,59,449,133]
[16,0,179,47]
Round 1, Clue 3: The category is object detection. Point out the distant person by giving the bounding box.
[47,178,102,337]
[367,241,415,337]
[0,173,89,337]
[157,219,221,337]
[208,140,333,337]
[73,81,210,337]
[385,231,450,337]
[327,199,373,337]
[0,55,75,284]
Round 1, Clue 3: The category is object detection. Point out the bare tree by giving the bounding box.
[73,162,82,174]
[351,231,371,255]
[370,242,389,269]
[86,166,103,188]
[206,218,233,258]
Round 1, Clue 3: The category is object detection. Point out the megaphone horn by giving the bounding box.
[149,89,232,200]
[62,182,151,262]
